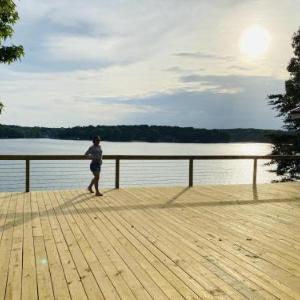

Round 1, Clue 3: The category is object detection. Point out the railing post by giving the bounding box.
[189,159,193,187]
[25,159,30,192]
[115,158,120,189]
[253,158,257,186]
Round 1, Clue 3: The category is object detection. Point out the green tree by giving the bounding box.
[0,0,24,113]
[268,27,300,181]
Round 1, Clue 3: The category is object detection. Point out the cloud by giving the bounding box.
[164,66,186,73]
[120,75,284,129]
[3,0,299,129]
[181,75,208,83]
[164,66,206,73]
[0,62,285,128]
[1,92,162,127]
[179,74,281,89]
[174,52,234,61]
[228,65,252,71]
[46,35,121,62]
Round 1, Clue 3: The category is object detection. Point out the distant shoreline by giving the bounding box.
[0,137,275,144]
[0,124,286,143]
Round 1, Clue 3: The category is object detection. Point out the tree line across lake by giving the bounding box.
[0,124,286,143]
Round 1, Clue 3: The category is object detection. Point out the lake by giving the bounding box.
[0,139,278,192]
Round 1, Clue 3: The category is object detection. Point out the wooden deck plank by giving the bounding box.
[51,190,121,300]
[120,186,297,299]
[102,190,238,300]
[117,188,271,300]
[181,187,300,267]
[141,186,300,299]
[67,190,165,300]
[36,191,73,299]
[44,190,103,300]
[97,194,219,300]
[163,186,300,259]
[89,193,205,300]
[0,193,16,300]
[0,192,11,242]
[22,193,38,300]
[0,182,299,299]
[37,192,71,299]
[67,190,155,300]
[5,192,24,300]
[197,185,300,236]
[31,191,55,300]
[58,191,137,300]
[147,186,300,299]
[71,189,190,300]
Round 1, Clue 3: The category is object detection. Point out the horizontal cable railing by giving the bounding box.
[0,155,299,192]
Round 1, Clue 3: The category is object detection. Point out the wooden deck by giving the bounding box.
[0,183,300,299]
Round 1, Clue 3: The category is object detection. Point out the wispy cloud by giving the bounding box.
[46,35,121,62]
[174,52,234,61]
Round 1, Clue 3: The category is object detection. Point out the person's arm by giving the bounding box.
[99,146,103,161]
[85,146,91,156]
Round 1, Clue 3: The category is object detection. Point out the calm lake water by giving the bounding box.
[0,139,278,192]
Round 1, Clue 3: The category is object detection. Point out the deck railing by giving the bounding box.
[0,155,299,192]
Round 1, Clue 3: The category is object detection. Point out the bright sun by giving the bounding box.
[239,25,271,57]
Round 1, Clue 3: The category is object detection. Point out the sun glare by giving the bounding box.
[239,25,271,57]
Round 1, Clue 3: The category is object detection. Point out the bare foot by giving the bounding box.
[95,192,103,197]
[88,187,94,193]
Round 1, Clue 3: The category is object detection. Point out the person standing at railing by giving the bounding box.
[85,136,103,196]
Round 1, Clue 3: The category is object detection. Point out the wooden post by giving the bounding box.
[26,159,30,192]
[253,158,257,186]
[189,159,193,187]
[115,158,120,189]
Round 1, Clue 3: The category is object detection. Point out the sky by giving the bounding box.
[0,0,300,129]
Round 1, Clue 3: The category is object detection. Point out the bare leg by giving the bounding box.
[88,178,95,193]
[94,174,103,196]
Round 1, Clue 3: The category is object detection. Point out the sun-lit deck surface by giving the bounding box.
[0,183,300,299]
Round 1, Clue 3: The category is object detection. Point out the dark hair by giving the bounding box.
[92,136,101,143]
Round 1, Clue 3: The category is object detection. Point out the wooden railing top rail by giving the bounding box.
[0,154,300,160]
